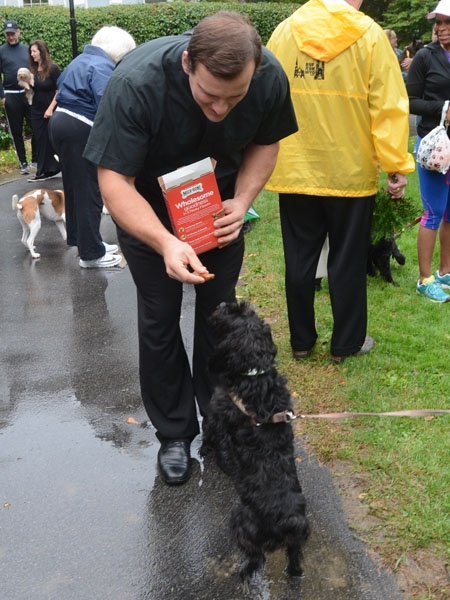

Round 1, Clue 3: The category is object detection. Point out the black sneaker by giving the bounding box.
[27,174,49,182]
[27,172,61,183]
[20,163,30,175]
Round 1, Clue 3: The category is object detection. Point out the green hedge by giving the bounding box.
[0,3,300,69]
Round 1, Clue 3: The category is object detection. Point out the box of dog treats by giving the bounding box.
[158,157,223,255]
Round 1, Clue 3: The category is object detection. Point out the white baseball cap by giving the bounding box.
[427,0,450,19]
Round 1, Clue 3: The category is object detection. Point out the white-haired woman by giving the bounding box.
[49,26,136,268]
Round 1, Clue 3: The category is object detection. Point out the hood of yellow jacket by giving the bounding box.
[291,0,373,62]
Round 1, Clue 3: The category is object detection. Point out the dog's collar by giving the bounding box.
[241,368,268,377]
[229,392,296,427]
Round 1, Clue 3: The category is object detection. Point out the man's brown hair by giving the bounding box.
[186,11,262,79]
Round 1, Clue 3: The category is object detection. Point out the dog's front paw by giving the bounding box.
[199,441,212,458]
[242,578,251,595]
[284,565,305,578]
[31,251,41,259]
[215,444,236,476]
[239,556,265,589]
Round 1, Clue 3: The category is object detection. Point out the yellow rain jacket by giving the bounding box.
[266,0,415,197]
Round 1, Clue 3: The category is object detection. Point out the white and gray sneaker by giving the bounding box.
[102,241,119,253]
[79,252,122,269]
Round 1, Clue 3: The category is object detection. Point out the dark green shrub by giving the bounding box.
[371,189,420,243]
[0,113,12,149]
[0,3,298,69]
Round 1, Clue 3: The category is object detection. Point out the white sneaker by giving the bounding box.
[79,252,122,269]
[103,241,119,253]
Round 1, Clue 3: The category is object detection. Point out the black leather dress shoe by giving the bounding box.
[157,440,191,485]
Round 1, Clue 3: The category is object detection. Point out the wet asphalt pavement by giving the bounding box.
[0,176,405,600]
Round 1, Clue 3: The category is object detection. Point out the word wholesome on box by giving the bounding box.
[158,158,224,255]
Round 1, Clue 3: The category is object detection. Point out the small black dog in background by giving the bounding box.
[367,234,406,287]
[315,236,406,289]
[368,189,419,287]
[201,301,310,585]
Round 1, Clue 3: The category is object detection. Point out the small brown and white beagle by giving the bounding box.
[12,188,66,258]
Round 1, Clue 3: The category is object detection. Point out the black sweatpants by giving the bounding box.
[48,110,105,261]
[4,91,33,166]
[118,225,244,442]
[279,193,375,357]
[30,109,59,177]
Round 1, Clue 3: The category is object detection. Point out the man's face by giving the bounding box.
[181,51,255,123]
[5,29,20,45]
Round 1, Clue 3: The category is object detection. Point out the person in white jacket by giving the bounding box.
[266,0,415,364]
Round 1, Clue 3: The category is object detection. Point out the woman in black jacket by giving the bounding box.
[27,39,61,182]
[406,2,450,303]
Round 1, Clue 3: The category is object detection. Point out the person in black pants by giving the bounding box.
[0,20,35,174]
[27,40,60,182]
[84,11,298,485]
[265,0,415,364]
[49,26,135,268]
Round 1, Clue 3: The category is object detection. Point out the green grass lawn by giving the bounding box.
[0,145,21,173]
[241,140,450,600]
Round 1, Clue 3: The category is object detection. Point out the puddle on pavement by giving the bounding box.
[0,389,402,600]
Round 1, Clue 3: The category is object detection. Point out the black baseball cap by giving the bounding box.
[4,20,19,33]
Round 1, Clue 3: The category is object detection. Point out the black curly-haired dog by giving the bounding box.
[201,301,310,585]
[367,234,406,287]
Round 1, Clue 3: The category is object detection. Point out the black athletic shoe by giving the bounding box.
[27,171,61,183]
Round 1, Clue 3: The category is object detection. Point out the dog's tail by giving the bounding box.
[12,194,21,211]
